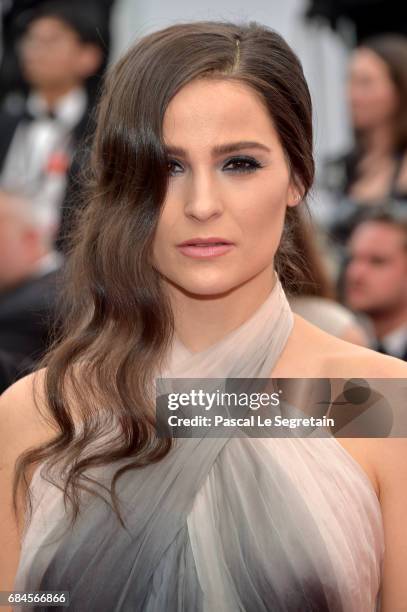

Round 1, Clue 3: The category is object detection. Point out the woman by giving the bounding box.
[324,34,407,246]
[1,21,406,612]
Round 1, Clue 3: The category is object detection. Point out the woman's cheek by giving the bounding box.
[239,193,286,237]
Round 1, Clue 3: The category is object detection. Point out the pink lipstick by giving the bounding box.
[177,237,234,258]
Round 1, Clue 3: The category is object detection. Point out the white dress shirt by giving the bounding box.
[0,87,87,234]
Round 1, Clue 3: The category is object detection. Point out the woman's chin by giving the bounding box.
[165,276,241,299]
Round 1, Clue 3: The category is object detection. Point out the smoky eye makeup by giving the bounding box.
[222,155,264,173]
[166,159,184,176]
[166,155,264,176]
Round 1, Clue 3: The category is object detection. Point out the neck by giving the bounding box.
[35,83,79,109]
[370,304,407,338]
[166,265,277,353]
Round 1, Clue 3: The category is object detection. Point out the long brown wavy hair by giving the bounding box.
[288,207,336,300]
[14,20,315,526]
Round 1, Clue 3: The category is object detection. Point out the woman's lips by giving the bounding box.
[177,239,234,258]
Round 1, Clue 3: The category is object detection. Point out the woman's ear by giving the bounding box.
[287,184,303,207]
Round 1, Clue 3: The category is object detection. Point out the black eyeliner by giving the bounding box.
[223,155,263,173]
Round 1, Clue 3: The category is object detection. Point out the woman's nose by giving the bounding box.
[183,172,223,222]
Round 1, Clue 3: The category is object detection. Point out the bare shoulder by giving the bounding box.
[0,369,57,592]
[290,314,407,378]
[277,316,407,499]
[308,318,407,478]
[0,368,57,466]
[324,339,407,378]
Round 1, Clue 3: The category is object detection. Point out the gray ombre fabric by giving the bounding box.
[13,274,384,611]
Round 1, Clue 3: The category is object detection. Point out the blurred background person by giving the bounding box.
[0,192,62,377]
[324,34,407,248]
[0,0,114,108]
[0,2,105,250]
[287,208,370,346]
[343,208,407,360]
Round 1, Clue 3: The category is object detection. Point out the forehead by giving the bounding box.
[351,222,405,252]
[349,48,389,77]
[26,16,78,38]
[163,79,278,149]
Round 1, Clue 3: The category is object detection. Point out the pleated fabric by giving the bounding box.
[13,273,384,611]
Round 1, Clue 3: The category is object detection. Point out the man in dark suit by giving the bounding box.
[0,0,114,105]
[344,209,407,361]
[0,193,62,379]
[0,1,104,251]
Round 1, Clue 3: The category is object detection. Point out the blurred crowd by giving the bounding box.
[0,0,406,393]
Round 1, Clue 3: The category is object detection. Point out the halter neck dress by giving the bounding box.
[13,273,384,611]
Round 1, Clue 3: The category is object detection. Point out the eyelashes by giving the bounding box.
[167,159,182,176]
[224,156,263,173]
[166,156,263,176]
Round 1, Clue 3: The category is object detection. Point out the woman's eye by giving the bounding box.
[166,156,263,176]
[224,157,262,173]
[167,160,184,176]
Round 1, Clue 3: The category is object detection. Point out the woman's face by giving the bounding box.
[152,78,299,297]
[347,48,399,131]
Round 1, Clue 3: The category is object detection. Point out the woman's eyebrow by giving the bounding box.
[163,141,271,157]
